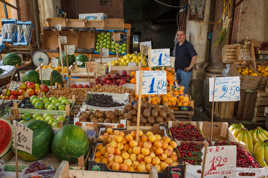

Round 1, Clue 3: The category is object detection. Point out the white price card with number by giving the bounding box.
[101,48,109,57]
[41,68,53,80]
[13,121,33,154]
[209,76,240,102]
[8,81,21,90]
[149,48,170,67]
[204,145,236,177]
[51,58,59,68]
[59,36,67,44]
[140,41,152,48]
[136,70,167,95]
[64,45,76,55]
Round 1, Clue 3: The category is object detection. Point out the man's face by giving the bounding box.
[177,31,186,43]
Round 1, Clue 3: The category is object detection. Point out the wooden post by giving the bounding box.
[201,142,209,178]
[136,63,143,142]
[58,35,64,75]
[78,156,85,169]
[210,76,217,142]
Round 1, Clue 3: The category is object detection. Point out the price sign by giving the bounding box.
[149,48,170,67]
[8,81,21,90]
[209,76,240,102]
[64,45,76,55]
[51,58,59,67]
[204,145,236,177]
[128,62,137,66]
[13,121,33,154]
[136,70,167,95]
[140,41,152,48]
[40,68,53,80]
[101,48,109,57]
[58,36,67,44]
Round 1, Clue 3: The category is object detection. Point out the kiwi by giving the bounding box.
[148,117,155,124]
[143,108,151,118]
[152,109,158,117]
[159,111,167,118]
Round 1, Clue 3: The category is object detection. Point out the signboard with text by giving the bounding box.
[148,48,170,67]
[13,121,33,154]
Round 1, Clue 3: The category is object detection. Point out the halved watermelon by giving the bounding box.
[0,119,12,157]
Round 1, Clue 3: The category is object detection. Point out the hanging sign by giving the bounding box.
[13,121,33,154]
[58,36,67,44]
[209,76,240,102]
[136,70,167,95]
[148,48,170,67]
[204,145,236,177]
[64,45,75,55]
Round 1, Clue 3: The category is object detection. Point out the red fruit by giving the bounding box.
[71,84,77,88]
[40,84,49,93]
[26,88,35,97]
[122,70,127,76]
[17,90,24,96]
[9,95,16,100]
[26,82,35,89]
[78,84,83,88]
[10,90,17,96]
[84,84,89,88]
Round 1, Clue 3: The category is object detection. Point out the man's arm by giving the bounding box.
[185,55,197,71]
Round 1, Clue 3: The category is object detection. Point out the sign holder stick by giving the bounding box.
[201,142,209,178]
[64,47,71,88]
[210,76,216,142]
[136,63,143,142]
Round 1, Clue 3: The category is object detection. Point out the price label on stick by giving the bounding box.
[136,70,167,95]
[148,48,170,67]
[204,145,236,177]
[41,68,53,80]
[209,76,240,102]
[101,48,109,57]
[59,36,67,44]
[8,81,21,90]
[64,45,76,55]
[13,121,33,154]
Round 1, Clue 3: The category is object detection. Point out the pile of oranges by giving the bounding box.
[95,128,178,172]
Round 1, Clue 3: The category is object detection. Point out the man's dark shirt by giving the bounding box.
[175,40,197,71]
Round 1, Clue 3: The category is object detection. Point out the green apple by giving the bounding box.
[22,113,32,121]
[58,96,66,101]
[35,115,43,121]
[31,98,39,106]
[49,96,56,102]
[56,115,65,122]
[47,104,56,110]
[43,113,51,118]
[44,115,54,121]
[34,101,44,109]
[60,99,70,105]
[43,98,49,103]
[48,120,54,125]
[44,102,50,109]
[30,96,38,103]
[51,121,58,128]
[58,105,66,111]
[33,113,42,119]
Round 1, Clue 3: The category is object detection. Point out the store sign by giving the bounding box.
[136,70,167,95]
[149,48,170,67]
[64,45,75,55]
[204,145,236,177]
[58,36,67,44]
[13,121,33,154]
[209,76,240,102]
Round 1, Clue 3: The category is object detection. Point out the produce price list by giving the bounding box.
[136,70,167,95]
[204,145,236,177]
[13,120,33,154]
[149,49,170,67]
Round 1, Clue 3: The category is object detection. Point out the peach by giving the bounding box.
[137,154,145,162]
[101,158,108,164]
[124,159,132,167]
[130,153,136,161]
[150,152,156,158]
[146,163,152,172]
[114,155,123,163]
[162,142,169,149]
[155,134,161,140]
[149,135,156,142]
[133,161,139,168]
[141,148,150,156]
[107,146,115,154]
[112,162,120,171]
[117,143,124,150]
[106,128,113,134]
[122,152,130,159]
[155,148,163,155]
[153,140,162,147]
[163,136,171,143]
[160,162,168,170]
[96,144,103,150]
[143,142,152,149]
[126,134,133,141]
[114,130,120,135]
[165,158,173,165]
[160,153,167,161]
[107,154,114,162]
[115,135,123,143]
[120,164,128,171]
[146,131,153,136]
[95,151,102,157]
[155,164,161,172]
[144,156,152,164]
[152,157,160,165]
[141,135,148,142]
[95,157,101,163]
[124,144,129,151]
[128,148,133,154]
[170,141,177,148]
[114,148,121,155]
[129,140,138,147]
[137,163,146,172]
[133,146,141,154]
[128,166,135,172]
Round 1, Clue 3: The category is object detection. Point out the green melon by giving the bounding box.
[22,70,40,84]
[2,53,21,66]
[18,120,54,161]
[58,53,75,66]
[75,54,88,67]
[0,119,12,158]
[51,125,89,162]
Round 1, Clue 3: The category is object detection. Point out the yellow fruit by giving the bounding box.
[128,166,135,172]
[114,148,122,155]
[130,140,138,147]
[155,148,164,155]
[143,142,152,149]
[165,158,173,165]
[155,134,161,140]
[112,162,120,171]
[160,162,168,170]
[163,136,171,144]
[96,144,103,150]
[107,146,115,154]
[137,154,145,162]
[146,164,152,172]
[114,130,120,135]
[130,154,136,161]
[107,154,114,162]
[128,148,133,154]
[106,128,113,134]
[137,163,146,172]
[124,159,132,167]
[146,131,153,137]
[144,156,152,163]
[162,142,169,149]
[154,140,162,148]
[95,151,102,157]
[170,141,177,148]
[115,135,123,143]
[120,164,128,171]
[133,161,139,168]
[141,135,148,142]
[155,165,161,172]
[114,155,123,163]
[141,148,150,156]
[122,152,130,159]
[126,134,133,141]
[152,157,160,165]
[117,143,124,150]
[101,158,108,164]
[149,135,156,142]
[160,153,167,161]
[133,146,141,154]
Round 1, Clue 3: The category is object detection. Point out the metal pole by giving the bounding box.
[3,0,8,18]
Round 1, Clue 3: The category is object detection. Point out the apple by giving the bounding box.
[22,113,32,121]
[44,115,54,121]
[58,105,66,111]
[58,96,66,101]
[44,102,51,109]
[35,89,41,96]
[26,88,35,97]
[30,96,38,102]
[71,84,77,88]
[77,84,83,88]
[51,122,58,128]
[19,82,27,90]
[43,98,49,103]
[47,104,56,110]
[48,120,53,125]
[17,89,24,96]
[56,115,65,122]
[84,84,89,88]
[35,83,40,89]
[34,101,44,109]
[60,99,70,105]
[31,98,40,106]
[49,97,57,102]
[26,82,35,89]
[9,95,16,100]
[40,84,49,93]
[35,115,43,121]
[11,90,18,96]
[33,113,42,119]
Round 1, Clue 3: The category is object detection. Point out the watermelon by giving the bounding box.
[18,120,54,161]
[75,54,88,67]
[52,125,89,162]
[0,119,12,158]
[22,70,40,84]
[58,53,75,66]
[2,52,21,66]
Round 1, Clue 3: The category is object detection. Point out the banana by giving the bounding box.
[261,128,268,139]
[249,129,256,144]
[256,128,267,142]
[253,129,261,143]
[258,127,268,140]
[264,143,268,167]
[236,131,244,142]
[246,130,254,153]
[254,142,268,167]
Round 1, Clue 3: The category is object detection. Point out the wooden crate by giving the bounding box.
[222,44,240,63]
[104,18,124,30]
[214,102,235,120]
[85,20,105,29]
[236,90,257,121]
[46,17,67,27]
[66,19,86,27]
[253,91,268,122]
[173,110,194,120]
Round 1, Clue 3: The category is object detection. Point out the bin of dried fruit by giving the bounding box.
[170,123,204,141]
[84,93,128,108]
[177,141,206,165]
[214,142,260,168]
[78,109,123,123]
[89,84,134,94]
[94,128,179,173]
[122,101,175,126]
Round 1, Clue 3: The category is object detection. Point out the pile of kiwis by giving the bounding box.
[79,109,122,123]
[122,101,175,126]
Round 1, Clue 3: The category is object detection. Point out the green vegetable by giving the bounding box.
[50,70,63,85]
[58,53,75,66]
[2,52,21,66]
[75,54,88,67]
[22,70,40,84]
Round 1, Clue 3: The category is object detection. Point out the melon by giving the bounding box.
[22,70,40,84]
[75,54,88,67]
[0,119,12,157]
[51,125,89,162]
[2,52,21,66]
[18,120,54,161]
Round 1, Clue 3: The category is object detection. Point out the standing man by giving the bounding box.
[174,29,197,93]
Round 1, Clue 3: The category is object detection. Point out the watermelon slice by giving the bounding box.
[0,119,12,157]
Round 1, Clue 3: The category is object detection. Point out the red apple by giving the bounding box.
[84,84,89,88]
[26,88,35,97]
[19,82,27,90]
[122,70,127,76]
[10,90,18,96]
[17,89,24,96]
[71,84,77,88]
[26,82,35,89]
[40,84,49,93]
[78,84,83,88]
[9,95,16,100]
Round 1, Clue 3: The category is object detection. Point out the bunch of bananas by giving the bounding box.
[229,124,268,167]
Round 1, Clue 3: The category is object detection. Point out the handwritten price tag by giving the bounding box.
[209,76,240,102]
[64,45,76,55]
[40,68,53,81]
[204,145,236,177]
[13,121,33,154]
[59,36,67,44]
[8,81,21,90]
[136,71,167,95]
[149,48,170,67]
[101,48,109,57]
